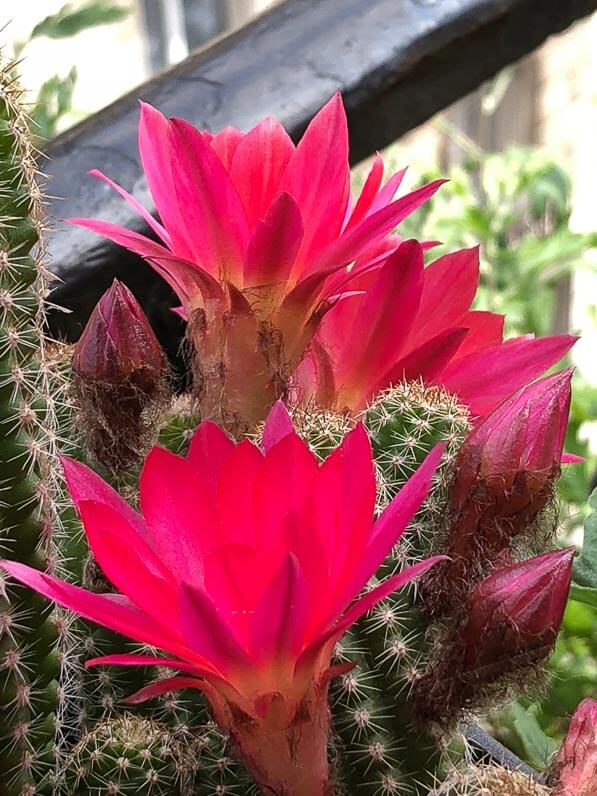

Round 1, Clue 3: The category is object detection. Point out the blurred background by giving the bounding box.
[1,0,596,769]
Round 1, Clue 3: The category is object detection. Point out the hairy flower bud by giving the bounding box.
[423,371,572,617]
[413,549,574,728]
[549,699,597,796]
[72,280,169,471]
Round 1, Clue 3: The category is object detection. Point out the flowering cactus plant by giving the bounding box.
[0,52,594,796]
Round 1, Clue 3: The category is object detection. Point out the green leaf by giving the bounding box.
[569,583,597,610]
[30,67,78,140]
[508,702,558,770]
[573,489,597,589]
[30,1,129,40]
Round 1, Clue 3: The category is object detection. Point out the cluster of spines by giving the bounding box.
[0,55,81,794]
[430,764,549,795]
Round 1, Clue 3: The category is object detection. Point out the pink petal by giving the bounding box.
[261,400,294,452]
[374,327,469,395]
[209,126,245,170]
[123,676,208,705]
[230,117,295,226]
[61,456,149,543]
[335,240,424,408]
[249,553,308,659]
[281,93,350,269]
[453,311,505,358]
[345,154,384,230]
[440,334,577,417]
[138,102,196,260]
[179,583,253,670]
[243,192,304,290]
[308,179,446,274]
[406,247,479,349]
[77,500,178,621]
[88,168,171,246]
[216,440,263,546]
[139,447,216,585]
[168,117,250,281]
[85,654,203,675]
[187,420,236,492]
[0,560,187,656]
[562,452,585,464]
[369,167,408,213]
[345,443,445,603]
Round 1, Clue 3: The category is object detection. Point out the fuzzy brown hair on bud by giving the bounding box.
[548,699,597,796]
[413,548,574,728]
[72,279,169,472]
[422,371,572,618]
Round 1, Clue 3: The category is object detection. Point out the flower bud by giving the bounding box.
[413,549,574,728]
[73,279,166,387]
[460,547,574,670]
[422,371,572,618]
[72,280,169,471]
[549,699,597,796]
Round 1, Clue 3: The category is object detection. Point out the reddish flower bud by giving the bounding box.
[422,372,572,618]
[72,280,169,471]
[460,547,574,670]
[413,549,574,728]
[73,279,166,387]
[550,699,597,796]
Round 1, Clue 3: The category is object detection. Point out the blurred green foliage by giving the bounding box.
[14,1,129,139]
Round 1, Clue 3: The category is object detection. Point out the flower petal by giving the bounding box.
[261,400,294,452]
[123,676,209,704]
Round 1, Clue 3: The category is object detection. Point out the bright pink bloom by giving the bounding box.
[294,239,576,417]
[1,403,445,795]
[68,95,443,428]
[551,699,597,796]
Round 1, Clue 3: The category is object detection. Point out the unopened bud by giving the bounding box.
[549,699,597,796]
[423,371,572,617]
[413,549,574,728]
[72,280,169,471]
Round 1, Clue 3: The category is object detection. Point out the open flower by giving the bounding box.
[68,95,443,431]
[293,240,576,417]
[1,403,445,795]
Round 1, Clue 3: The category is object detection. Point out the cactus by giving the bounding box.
[431,765,549,795]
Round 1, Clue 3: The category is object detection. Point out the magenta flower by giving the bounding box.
[551,699,597,796]
[68,95,443,428]
[294,240,576,416]
[1,404,445,795]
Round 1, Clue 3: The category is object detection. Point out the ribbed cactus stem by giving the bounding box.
[0,54,76,795]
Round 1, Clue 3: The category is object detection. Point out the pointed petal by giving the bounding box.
[453,311,505,358]
[374,327,469,394]
[308,179,446,274]
[0,560,186,655]
[243,192,304,290]
[335,240,424,408]
[168,117,250,280]
[250,553,308,659]
[209,126,245,170]
[138,101,196,260]
[61,456,149,542]
[77,500,178,621]
[406,247,479,349]
[179,583,252,670]
[88,168,171,245]
[262,400,294,451]
[139,447,216,584]
[230,117,295,225]
[344,443,445,602]
[281,93,350,268]
[85,654,203,675]
[440,335,577,417]
[187,420,236,491]
[123,676,209,704]
[369,167,408,213]
[345,154,384,230]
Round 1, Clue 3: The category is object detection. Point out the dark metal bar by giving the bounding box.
[462,723,546,783]
[45,0,597,338]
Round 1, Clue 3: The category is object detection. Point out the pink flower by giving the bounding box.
[1,403,445,795]
[293,239,576,417]
[68,95,443,429]
[551,699,597,796]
